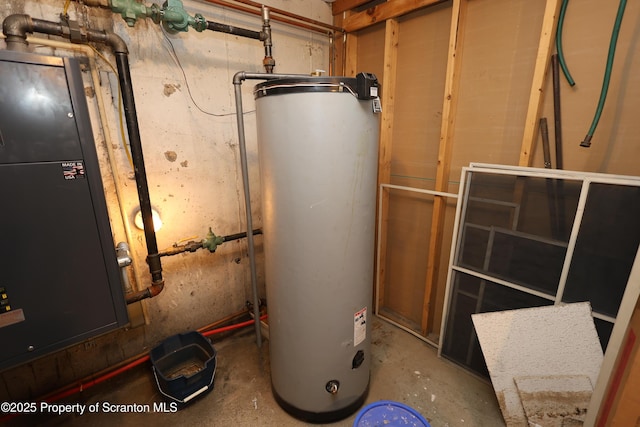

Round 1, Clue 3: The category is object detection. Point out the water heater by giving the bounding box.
[254,73,380,423]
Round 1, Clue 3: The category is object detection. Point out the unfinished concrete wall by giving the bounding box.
[0,0,333,399]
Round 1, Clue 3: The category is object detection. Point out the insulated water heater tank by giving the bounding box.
[254,73,381,423]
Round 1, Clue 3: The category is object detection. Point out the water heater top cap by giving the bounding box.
[254,72,378,100]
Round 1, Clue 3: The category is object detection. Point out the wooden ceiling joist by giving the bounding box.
[331,0,375,16]
[341,0,447,32]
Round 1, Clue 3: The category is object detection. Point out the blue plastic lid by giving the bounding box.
[353,400,431,427]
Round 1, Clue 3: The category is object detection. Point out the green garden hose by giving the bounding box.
[556,0,575,86]
[580,0,627,148]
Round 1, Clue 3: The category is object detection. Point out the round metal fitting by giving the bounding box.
[325,380,340,394]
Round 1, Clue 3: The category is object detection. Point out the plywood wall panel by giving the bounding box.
[381,190,433,329]
[533,0,640,176]
[375,5,451,335]
[450,0,545,184]
[391,4,451,187]
[354,22,386,78]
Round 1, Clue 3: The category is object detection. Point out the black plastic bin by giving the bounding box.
[150,331,217,404]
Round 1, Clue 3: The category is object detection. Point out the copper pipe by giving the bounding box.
[197,0,342,34]
[231,0,342,32]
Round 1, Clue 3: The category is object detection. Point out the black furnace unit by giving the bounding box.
[0,50,128,371]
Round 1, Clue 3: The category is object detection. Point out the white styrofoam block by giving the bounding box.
[472,302,603,426]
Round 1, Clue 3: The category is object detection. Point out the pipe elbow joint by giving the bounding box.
[105,30,128,54]
[233,71,247,85]
[124,279,165,304]
[2,14,33,44]
[149,280,165,298]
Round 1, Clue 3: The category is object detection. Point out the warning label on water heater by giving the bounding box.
[354,307,367,346]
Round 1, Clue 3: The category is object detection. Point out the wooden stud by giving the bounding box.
[375,18,399,311]
[421,0,466,336]
[519,0,562,167]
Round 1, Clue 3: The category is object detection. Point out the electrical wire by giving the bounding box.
[63,0,72,15]
[159,26,255,117]
[580,0,627,148]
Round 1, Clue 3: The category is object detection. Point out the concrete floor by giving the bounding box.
[6,316,504,427]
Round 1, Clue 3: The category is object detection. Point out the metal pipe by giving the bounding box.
[540,117,552,169]
[233,74,261,347]
[551,54,564,170]
[261,6,274,73]
[2,14,32,51]
[551,54,567,239]
[159,241,204,257]
[81,0,110,6]
[233,71,300,347]
[197,0,343,34]
[223,228,262,242]
[112,46,164,301]
[540,118,560,240]
[232,71,314,347]
[1,15,164,303]
[112,51,162,284]
[205,6,274,73]
[125,281,163,304]
[62,0,339,34]
[158,229,263,257]
[116,242,134,294]
[206,20,262,39]
[232,0,342,33]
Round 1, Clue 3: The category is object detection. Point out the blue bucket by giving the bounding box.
[353,400,431,427]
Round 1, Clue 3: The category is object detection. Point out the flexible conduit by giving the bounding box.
[580,0,627,148]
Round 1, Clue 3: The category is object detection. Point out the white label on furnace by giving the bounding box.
[354,307,367,346]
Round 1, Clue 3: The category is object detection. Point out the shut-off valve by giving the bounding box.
[109,0,274,72]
